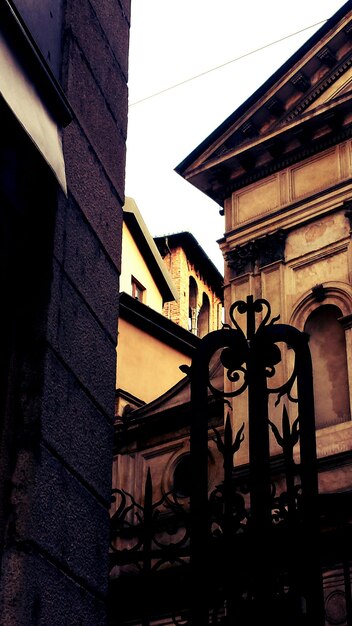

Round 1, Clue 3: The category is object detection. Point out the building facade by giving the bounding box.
[111,218,224,624]
[177,0,352,467]
[116,199,200,417]
[110,3,352,625]
[0,2,130,625]
[155,232,223,337]
[175,2,352,624]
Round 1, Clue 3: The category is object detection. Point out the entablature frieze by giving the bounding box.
[216,123,352,205]
[224,199,352,255]
[222,160,352,250]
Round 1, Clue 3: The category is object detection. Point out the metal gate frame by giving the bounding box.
[109,296,352,625]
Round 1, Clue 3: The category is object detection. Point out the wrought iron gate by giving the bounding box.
[109,296,352,625]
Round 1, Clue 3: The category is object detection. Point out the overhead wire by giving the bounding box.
[129,19,327,107]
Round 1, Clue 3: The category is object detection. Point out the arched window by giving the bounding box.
[198,293,210,338]
[304,304,350,429]
[189,277,198,334]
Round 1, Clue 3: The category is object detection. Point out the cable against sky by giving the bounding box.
[129,19,327,107]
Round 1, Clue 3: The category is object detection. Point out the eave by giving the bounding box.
[184,92,352,206]
[119,292,200,356]
[175,1,352,206]
[1,0,73,126]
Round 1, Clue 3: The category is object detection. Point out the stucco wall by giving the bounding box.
[116,318,190,404]
[120,223,164,312]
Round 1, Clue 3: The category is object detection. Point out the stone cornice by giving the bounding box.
[344,199,352,230]
[284,53,352,123]
[223,184,352,248]
[200,91,352,173]
[176,6,352,207]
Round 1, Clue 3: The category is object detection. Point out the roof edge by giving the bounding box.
[124,197,179,303]
[175,1,351,176]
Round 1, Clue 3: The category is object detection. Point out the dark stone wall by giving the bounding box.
[0,1,130,624]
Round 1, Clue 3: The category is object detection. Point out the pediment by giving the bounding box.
[176,3,352,205]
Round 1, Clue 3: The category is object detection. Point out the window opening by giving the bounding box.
[304,304,350,429]
[189,276,198,334]
[131,276,145,303]
[198,292,210,338]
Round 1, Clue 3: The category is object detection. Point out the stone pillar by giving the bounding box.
[0,1,131,625]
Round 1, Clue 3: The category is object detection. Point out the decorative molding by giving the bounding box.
[143,441,183,461]
[212,55,352,169]
[291,71,310,93]
[258,230,287,267]
[218,126,352,202]
[266,97,285,118]
[338,313,352,330]
[286,56,352,122]
[289,240,349,271]
[241,120,258,139]
[290,281,352,330]
[311,284,326,302]
[344,199,352,229]
[224,184,351,245]
[226,240,257,276]
[345,22,352,37]
[226,230,286,276]
[316,46,337,68]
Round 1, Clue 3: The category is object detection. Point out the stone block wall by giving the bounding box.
[0,1,131,625]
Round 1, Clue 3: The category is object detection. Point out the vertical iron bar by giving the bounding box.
[190,347,210,625]
[344,559,352,626]
[265,323,325,624]
[295,337,325,625]
[142,469,153,626]
[282,406,296,528]
[223,415,234,538]
[222,416,234,621]
[247,333,273,620]
[221,416,246,623]
[189,329,242,625]
[246,294,256,340]
[282,405,301,618]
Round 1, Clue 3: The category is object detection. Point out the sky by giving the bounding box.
[124,0,348,273]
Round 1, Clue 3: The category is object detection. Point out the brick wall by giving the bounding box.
[163,246,222,334]
[163,245,189,327]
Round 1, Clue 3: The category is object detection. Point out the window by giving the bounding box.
[304,304,350,429]
[189,276,198,334]
[198,292,210,338]
[131,276,145,303]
